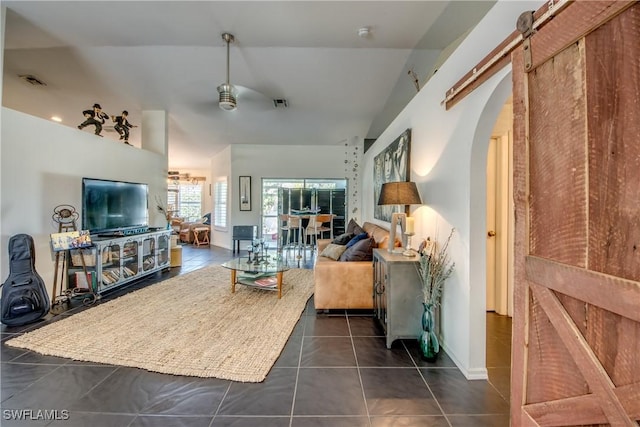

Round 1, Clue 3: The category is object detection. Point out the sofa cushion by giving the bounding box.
[332,232,354,245]
[339,237,375,262]
[346,219,365,236]
[320,243,348,260]
[346,232,368,248]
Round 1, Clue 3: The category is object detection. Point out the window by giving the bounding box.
[261,178,347,243]
[167,181,203,222]
[213,178,228,229]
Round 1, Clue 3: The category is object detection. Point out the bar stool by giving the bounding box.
[279,214,292,249]
[285,216,301,248]
[304,214,333,248]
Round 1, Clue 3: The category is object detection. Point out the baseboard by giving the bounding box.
[440,341,489,380]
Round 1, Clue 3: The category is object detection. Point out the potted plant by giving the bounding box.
[416,228,455,362]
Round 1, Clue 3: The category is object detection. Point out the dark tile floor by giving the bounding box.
[1,244,512,427]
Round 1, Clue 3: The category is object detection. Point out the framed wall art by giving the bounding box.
[239,176,251,211]
[373,128,411,222]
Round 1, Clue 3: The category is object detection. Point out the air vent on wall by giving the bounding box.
[19,74,47,86]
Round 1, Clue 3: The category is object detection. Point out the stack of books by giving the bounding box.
[237,272,278,289]
[253,276,277,288]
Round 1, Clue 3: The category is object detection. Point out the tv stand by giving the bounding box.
[69,230,171,294]
[98,232,124,238]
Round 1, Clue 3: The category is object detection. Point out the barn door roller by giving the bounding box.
[517,11,535,71]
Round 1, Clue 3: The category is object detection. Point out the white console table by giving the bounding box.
[69,230,171,294]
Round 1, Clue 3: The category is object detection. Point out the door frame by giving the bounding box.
[487,130,513,317]
[468,68,514,376]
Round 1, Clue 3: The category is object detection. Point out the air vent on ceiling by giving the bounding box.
[273,99,289,109]
[19,74,47,86]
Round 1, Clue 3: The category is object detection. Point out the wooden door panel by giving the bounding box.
[512,2,640,425]
[525,292,588,404]
[526,1,637,73]
[528,40,587,267]
[586,5,640,282]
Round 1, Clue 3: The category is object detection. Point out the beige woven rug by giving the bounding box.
[6,265,314,382]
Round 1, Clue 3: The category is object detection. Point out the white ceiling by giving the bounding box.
[2,1,495,169]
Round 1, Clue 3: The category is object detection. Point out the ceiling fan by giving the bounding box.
[216,33,283,113]
[217,33,237,111]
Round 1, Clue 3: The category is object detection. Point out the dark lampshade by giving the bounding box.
[377,181,423,206]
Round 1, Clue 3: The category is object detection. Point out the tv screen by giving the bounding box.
[82,178,149,234]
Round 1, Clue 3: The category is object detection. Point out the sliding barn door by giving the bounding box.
[511,1,640,426]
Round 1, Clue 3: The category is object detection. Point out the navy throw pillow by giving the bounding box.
[345,232,368,248]
[339,237,375,262]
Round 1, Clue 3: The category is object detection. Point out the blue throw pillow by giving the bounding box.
[345,232,368,248]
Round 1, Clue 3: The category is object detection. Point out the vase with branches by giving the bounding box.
[416,228,455,361]
[155,196,174,229]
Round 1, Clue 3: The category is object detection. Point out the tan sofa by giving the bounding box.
[314,222,399,310]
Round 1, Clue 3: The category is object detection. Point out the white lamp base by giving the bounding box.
[402,249,417,257]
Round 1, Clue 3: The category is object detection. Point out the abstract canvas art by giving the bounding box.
[373,129,411,222]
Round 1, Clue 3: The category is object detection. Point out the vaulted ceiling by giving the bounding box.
[2,1,495,169]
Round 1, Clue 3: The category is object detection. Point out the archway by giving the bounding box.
[468,67,513,379]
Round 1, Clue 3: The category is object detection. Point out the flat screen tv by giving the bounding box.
[82,178,149,235]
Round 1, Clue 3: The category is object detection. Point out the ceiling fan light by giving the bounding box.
[219,94,237,111]
[217,83,237,111]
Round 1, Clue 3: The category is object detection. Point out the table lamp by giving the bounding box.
[377,181,423,256]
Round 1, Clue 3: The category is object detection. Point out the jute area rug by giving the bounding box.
[6,265,314,382]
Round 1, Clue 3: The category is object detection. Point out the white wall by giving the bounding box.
[1,108,168,298]
[1,7,5,265]
[210,143,351,249]
[361,0,543,378]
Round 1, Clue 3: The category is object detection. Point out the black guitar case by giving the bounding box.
[1,234,50,326]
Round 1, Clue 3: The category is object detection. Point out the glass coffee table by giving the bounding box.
[221,258,291,299]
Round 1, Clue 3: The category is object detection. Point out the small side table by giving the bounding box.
[193,227,210,247]
[170,245,182,267]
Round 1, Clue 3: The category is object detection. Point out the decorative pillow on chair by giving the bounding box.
[339,237,375,262]
[320,243,348,261]
[332,233,354,245]
[345,232,369,248]
[346,219,365,236]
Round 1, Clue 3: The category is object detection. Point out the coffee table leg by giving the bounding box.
[277,271,283,299]
[231,270,237,293]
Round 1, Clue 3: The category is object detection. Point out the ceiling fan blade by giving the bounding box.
[234,85,275,111]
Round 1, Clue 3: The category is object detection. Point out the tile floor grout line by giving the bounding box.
[208,381,233,427]
[346,312,373,427]
[403,339,454,427]
[288,305,308,427]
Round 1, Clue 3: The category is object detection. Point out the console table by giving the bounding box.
[372,249,423,348]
